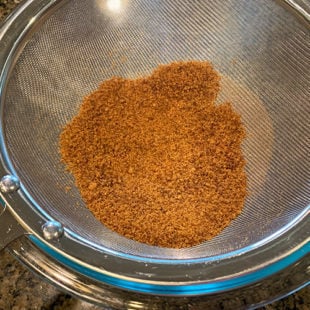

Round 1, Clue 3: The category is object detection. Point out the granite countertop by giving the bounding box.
[0,1,309,309]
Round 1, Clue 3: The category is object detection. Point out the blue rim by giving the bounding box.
[30,235,309,295]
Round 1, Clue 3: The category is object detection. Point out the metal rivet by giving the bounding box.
[42,221,64,240]
[0,175,20,193]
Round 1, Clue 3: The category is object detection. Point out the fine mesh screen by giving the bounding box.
[3,0,310,258]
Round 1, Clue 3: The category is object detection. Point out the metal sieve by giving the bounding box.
[0,0,309,308]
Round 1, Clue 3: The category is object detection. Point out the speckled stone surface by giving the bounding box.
[0,1,309,309]
[0,0,22,19]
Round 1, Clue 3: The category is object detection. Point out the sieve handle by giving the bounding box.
[0,204,26,251]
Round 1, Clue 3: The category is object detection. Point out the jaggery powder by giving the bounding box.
[59,61,247,248]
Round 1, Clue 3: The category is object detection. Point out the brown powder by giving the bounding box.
[59,61,247,248]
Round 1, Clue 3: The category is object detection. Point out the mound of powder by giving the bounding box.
[60,61,247,248]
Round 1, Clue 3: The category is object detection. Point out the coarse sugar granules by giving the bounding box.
[59,61,247,248]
